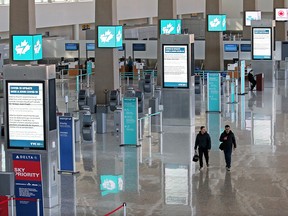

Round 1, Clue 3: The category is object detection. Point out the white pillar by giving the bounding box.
[73,24,80,40]
[148,17,154,25]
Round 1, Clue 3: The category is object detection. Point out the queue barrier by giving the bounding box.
[104,202,127,216]
[0,197,41,216]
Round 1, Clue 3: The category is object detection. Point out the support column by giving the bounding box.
[205,0,223,71]
[73,24,80,40]
[148,17,154,25]
[157,0,176,85]
[9,0,36,62]
[243,0,256,39]
[95,0,119,104]
[274,0,286,41]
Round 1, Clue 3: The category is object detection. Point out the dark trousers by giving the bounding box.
[250,79,257,90]
[198,148,209,167]
[224,148,232,168]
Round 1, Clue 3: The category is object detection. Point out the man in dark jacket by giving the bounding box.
[194,126,211,170]
[219,125,236,171]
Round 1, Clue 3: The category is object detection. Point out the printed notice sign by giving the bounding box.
[252,28,272,60]
[163,45,188,88]
[7,82,45,149]
[207,73,221,112]
[13,153,44,216]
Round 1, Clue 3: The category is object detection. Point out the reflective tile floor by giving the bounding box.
[1,78,288,215]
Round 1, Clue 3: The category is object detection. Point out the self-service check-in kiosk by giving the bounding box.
[3,65,59,208]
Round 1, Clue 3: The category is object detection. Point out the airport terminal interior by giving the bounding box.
[1,0,288,215]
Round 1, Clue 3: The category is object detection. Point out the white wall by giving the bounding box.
[177,0,205,15]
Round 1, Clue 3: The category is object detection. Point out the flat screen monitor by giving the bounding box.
[252,27,272,60]
[132,43,146,51]
[160,19,182,35]
[162,44,189,88]
[65,43,79,51]
[240,44,251,52]
[207,14,226,32]
[86,43,95,51]
[224,44,238,52]
[6,81,46,150]
[245,11,261,26]
[97,26,123,48]
[275,8,288,21]
[12,34,43,61]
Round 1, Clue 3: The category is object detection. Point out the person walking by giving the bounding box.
[219,125,237,171]
[246,65,257,91]
[194,126,211,170]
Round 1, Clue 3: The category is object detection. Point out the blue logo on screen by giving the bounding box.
[160,20,182,35]
[13,35,43,61]
[98,26,123,48]
[208,15,226,32]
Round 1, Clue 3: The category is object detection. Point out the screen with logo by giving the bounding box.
[163,45,189,88]
[86,43,95,51]
[224,44,238,52]
[12,35,43,61]
[252,27,272,60]
[97,26,123,48]
[6,81,46,149]
[160,19,182,35]
[245,11,261,26]
[275,8,288,21]
[65,43,79,51]
[207,15,226,32]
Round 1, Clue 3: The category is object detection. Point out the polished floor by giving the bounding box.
[1,77,288,216]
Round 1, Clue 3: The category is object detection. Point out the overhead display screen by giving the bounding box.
[160,20,182,35]
[252,28,272,60]
[97,26,123,48]
[224,44,238,52]
[86,43,95,51]
[12,35,43,61]
[163,45,189,88]
[240,44,251,52]
[207,14,226,32]
[245,11,261,26]
[6,82,45,149]
[275,8,288,21]
[132,43,146,51]
[65,43,79,51]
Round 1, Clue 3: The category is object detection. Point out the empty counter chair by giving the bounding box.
[78,89,87,108]
[82,114,93,141]
[144,74,152,93]
[96,105,108,134]
[109,90,120,112]
[135,90,144,113]
[86,93,97,114]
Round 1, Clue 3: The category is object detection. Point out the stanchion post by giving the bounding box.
[126,76,129,86]
[123,202,127,216]
[61,69,64,82]
[139,119,143,140]
[37,199,40,216]
[65,95,69,113]
[80,70,83,90]
[76,76,79,101]
[159,111,163,133]
[11,197,14,216]
[87,73,90,88]
[147,108,152,137]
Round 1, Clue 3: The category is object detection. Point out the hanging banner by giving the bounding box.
[13,153,43,216]
[122,97,138,145]
[240,60,246,94]
[58,116,75,172]
[207,73,221,112]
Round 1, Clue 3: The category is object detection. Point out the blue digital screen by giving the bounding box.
[207,15,227,32]
[86,43,95,51]
[160,20,182,35]
[65,43,79,51]
[12,35,43,61]
[224,44,238,52]
[240,44,251,52]
[97,26,123,48]
[132,43,146,51]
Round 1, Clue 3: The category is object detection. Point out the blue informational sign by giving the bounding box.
[132,43,146,51]
[207,113,221,150]
[207,15,226,32]
[240,44,251,52]
[13,153,44,216]
[122,97,138,145]
[224,44,238,52]
[87,61,92,75]
[240,60,245,94]
[160,19,182,35]
[12,35,43,61]
[207,73,221,112]
[100,175,123,196]
[65,43,79,51]
[58,116,75,172]
[86,43,95,51]
[97,26,123,48]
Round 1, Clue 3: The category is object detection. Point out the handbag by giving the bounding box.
[193,153,199,162]
[219,142,225,151]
